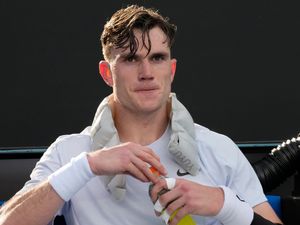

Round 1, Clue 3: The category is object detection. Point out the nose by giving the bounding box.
[138,59,153,80]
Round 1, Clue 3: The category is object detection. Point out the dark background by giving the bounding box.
[0,0,299,148]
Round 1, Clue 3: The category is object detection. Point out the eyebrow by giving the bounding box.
[120,50,170,60]
[150,52,170,58]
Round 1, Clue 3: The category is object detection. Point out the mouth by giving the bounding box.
[135,88,157,92]
[134,86,159,92]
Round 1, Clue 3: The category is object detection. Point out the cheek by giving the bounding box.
[111,68,124,86]
[113,77,123,91]
[112,74,130,95]
[161,75,172,94]
[163,68,174,84]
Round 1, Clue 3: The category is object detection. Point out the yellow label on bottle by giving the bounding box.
[170,209,196,225]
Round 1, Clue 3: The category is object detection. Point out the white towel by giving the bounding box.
[89,93,200,200]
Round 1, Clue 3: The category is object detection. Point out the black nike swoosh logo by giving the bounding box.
[177,169,190,176]
[236,195,245,202]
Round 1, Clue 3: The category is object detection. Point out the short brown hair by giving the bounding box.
[101,5,177,61]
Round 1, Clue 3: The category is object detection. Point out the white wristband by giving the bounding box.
[48,152,95,201]
[215,186,254,225]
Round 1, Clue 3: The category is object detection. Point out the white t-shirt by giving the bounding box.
[19,123,266,225]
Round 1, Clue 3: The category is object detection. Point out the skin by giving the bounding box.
[149,179,283,225]
[98,27,177,146]
[0,26,170,225]
[0,26,282,225]
[89,26,177,189]
[98,26,282,224]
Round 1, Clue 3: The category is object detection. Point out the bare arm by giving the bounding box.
[87,142,167,182]
[253,202,283,224]
[0,142,166,225]
[150,178,283,225]
[0,180,64,225]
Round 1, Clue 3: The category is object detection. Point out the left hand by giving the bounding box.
[149,178,224,225]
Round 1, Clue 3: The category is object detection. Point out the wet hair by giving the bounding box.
[100,5,177,61]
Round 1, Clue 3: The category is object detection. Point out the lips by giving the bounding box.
[134,86,159,92]
[136,88,157,92]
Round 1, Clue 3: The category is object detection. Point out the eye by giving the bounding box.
[152,54,165,62]
[125,56,136,62]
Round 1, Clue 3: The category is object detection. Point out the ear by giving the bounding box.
[170,59,177,82]
[99,60,113,87]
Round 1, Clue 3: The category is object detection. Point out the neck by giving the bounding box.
[111,102,170,146]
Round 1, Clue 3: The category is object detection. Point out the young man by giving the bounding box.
[0,5,283,225]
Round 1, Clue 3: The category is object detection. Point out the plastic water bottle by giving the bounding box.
[149,167,196,225]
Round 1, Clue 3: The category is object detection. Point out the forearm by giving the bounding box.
[0,151,95,225]
[0,180,64,225]
[215,186,283,225]
[251,213,283,225]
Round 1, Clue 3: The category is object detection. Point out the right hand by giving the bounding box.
[87,142,167,183]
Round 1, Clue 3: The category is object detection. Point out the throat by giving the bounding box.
[111,98,171,145]
[115,116,169,145]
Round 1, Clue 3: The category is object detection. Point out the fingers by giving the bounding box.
[150,178,192,224]
[125,162,149,182]
[135,146,167,177]
[159,194,189,225]
[89,142,167,181]
[154,190,188,225]
[151,179,224,224]
[140,147,161,161]
[165,178,176,189]
[116,142,167,182]
[128,154,159,183]
[151,178,180,211]
[150,177,176,202]
[154,198,164,212]
[165,198,186,225]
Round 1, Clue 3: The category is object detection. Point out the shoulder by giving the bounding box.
[194,123,240,159]
[44,128,92,164]
[54,133,91,150]
[193,124,266,205]
[17,128,93,195]
[193,123,242,178]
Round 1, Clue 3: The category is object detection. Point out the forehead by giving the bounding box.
[111,26,170,57]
